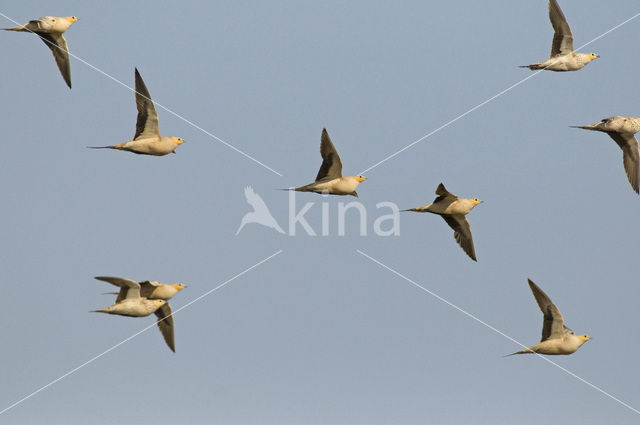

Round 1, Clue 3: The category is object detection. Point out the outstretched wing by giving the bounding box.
[154,303,175,352]
[38,33,71,88]
[527,279,565,341]
[441,215,476,261]
[133,68,160,140]
[315,128,343,181]
[94,276,141,301]
[433,182,458,204]
[607,132,639,194]
[548,0,574,57]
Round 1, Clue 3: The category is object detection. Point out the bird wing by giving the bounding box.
[548,0,574,57]
[441,215,476,261]
[94,276,141,300]
[433,183,458,204]
[607,132,639,194]
[133,68,160,140]
[138,280,161,298]
[37,33,71,88]
[315,128,343,181]
[244,186,269,212]
[527,279,565,341]
[154,303,175,352]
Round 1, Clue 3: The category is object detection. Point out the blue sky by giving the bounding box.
[1,1,639,424]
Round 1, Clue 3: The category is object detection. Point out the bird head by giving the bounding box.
[470,198,483,206]
[578,334,591,342]
[173,137,185,146]
[587,53,599,61]
[355,175,367,183]
[172,283,187,291]
[153,300,167,307]
[65,16,79,23]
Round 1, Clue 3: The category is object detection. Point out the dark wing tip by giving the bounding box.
[435,183,448,196]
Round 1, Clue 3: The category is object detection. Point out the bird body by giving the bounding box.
[520,0,598,72]
[290,128,366,197]
[507,279,590,356]
[405,183,482,261]
[93,298,166,318]
[571,116,640,193]
[4,16,78,88]
[521,52,599,72]
[88,69,184,156]
[510,333,590,355]
[96,137,184,156]
[4,16,77,33]
[295,176,365,197]
[408,197,479,216]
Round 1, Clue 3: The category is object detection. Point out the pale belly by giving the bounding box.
[426,200,473,215]
[532,338,581,355]
[314,178,359,195]
[542,54,586,71]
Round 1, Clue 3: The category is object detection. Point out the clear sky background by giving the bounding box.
[1,1,639,424]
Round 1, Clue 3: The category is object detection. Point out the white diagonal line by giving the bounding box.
[356,249,640,416]
[0,12,283,177]
[359,10,640,175]
[0,249,283,416]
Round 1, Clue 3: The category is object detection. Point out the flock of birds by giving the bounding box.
[3,0,637,355]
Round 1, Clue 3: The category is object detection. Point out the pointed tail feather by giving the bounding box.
[569,125,598,131]
[519,64,542,70]
[503,348,534,357]
[3,26,28,32]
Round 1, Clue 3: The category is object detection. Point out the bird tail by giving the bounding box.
[518,64,542,70]
[503,348,534,357]
[88,142,129,150]
[3,25,28,31]
[569,125,599,131]
[402,204,431,212]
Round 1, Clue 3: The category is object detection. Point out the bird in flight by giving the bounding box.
[404,183,482,261]
[286,128,366,197]
[88,68,185,156]
[4,16,79,88]
[520,0,598,72]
